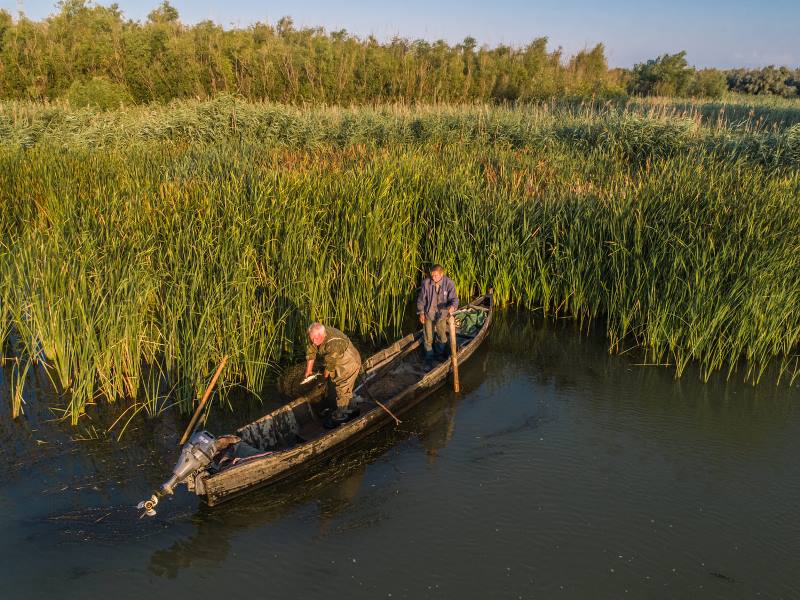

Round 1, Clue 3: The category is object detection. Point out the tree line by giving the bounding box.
[0,1,797,108]
[625,52,800,99]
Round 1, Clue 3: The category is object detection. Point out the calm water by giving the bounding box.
[1,311,798,599]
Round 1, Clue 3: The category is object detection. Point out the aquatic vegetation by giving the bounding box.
[0,100,798,424]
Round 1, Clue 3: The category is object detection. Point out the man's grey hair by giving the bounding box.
[308,322,326,336]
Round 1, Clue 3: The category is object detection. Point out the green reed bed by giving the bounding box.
[2,97,799,167]
[1,101,799,426]
[630,94,800,131]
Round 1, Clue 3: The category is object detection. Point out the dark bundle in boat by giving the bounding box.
[138,292,492,515]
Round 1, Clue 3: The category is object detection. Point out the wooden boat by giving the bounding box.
[188,290,493,506]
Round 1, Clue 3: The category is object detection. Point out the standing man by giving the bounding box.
[304,322,362,425]
[416,264,459,370]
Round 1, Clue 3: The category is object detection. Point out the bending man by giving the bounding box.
[416,264,459,369]
[304,322,362,423]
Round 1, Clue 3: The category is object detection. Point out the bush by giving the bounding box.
[726,67,799,98]
[65,77,132,110]
[688,69,726,99]
[628,52,694,97]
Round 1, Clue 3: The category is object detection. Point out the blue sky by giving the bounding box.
[3,0,798,69]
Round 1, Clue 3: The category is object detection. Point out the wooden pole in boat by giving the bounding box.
[448,315,460,393]
[179,355,228,445]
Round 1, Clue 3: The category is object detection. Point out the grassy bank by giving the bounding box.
[1,99,799,425]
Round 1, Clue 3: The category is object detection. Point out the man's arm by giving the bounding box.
[304,344,318,378]
[304,359,316,378]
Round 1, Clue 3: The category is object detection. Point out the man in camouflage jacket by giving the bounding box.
[304,322,362,418]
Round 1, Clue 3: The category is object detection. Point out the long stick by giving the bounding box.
[179,355,228,445]
[372,397,402,426]
[448,315,460,393]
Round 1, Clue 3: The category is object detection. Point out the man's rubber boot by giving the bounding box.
[423,350,434,371]
[434,342,448,358]
[323,407,360,429]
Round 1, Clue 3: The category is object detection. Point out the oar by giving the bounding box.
[448,315,460,393]
[179,355,229,445]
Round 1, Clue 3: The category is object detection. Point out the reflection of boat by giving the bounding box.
[188,291,493,507]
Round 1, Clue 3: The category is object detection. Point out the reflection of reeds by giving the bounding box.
[10,357,30,418]
[1,101,798,425]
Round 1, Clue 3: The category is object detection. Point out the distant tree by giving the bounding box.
[0,15,50,99]
[277,16,294,37]
[0,8,12,35]
[147,1,179,24]
[565,44,625,99]
[47,0,126,96]
[727,66,798,97]
[56,0,91,19]
[788,69,800,96]
[688,69,726,98]
[628,51,693,96]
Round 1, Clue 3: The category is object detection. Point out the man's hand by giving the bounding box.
[304,358,315,379]
[448,306,456,316]
[419,314,426,324]
[324,369,331,379]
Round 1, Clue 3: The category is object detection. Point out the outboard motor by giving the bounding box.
[161,431,217,494]
[137,431,217,517]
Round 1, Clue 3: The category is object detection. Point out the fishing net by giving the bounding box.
[455,309,487,337]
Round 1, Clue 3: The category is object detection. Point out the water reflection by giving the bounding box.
[419,392,460,464]
[3,309,799,598]
[488,310,796,445]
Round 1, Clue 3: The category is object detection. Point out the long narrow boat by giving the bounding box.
[185,291,493,506]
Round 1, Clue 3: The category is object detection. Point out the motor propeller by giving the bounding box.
[137,494,160,518]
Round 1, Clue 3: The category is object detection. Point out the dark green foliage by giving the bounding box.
[727,66,800,98]
[2,3,794,105]
[626,54,798,100]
